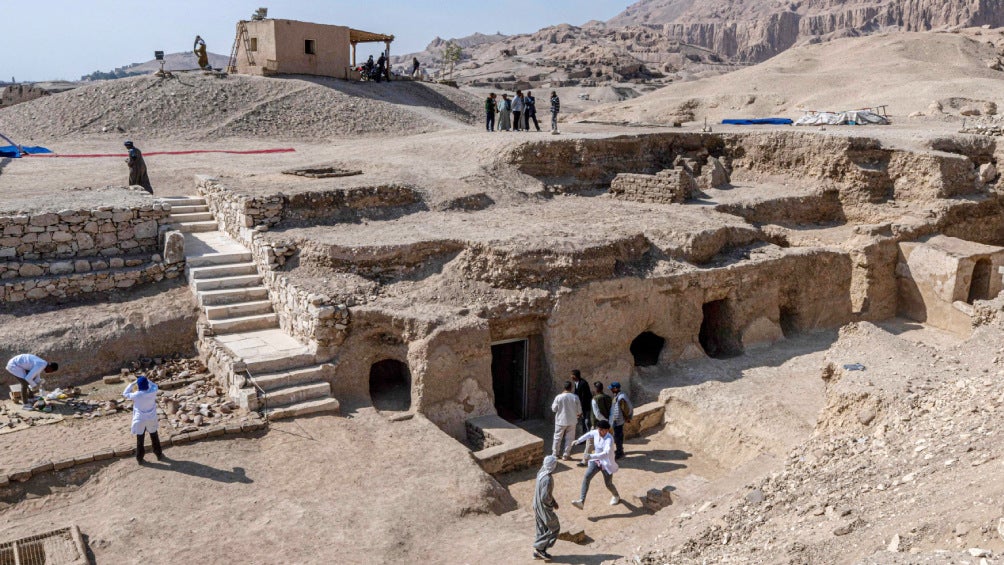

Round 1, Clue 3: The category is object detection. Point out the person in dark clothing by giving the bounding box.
[412,57,421,78]
[524,91,541,131]
[124,141,152,194]
[512,90,525,132]
[571,370,591,436]
[550,91,561,134]
[485,93,497,132]
[376,53,387,82]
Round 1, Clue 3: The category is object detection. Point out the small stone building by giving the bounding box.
[233,18,394,79]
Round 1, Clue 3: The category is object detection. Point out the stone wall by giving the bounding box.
[0,257,183,303]
[196,177,351,349]
[283,185,422,226]
[609,169,696,204]
[0,204,168,260]
[466,414,544,475]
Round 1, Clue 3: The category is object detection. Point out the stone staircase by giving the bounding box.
[161,195,339,420]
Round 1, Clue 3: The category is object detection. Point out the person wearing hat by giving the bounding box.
[124,141,152,194]
[569,420,620,510]
[5,354,58,409]
[531,454,560,560]
[608,382,633,459]
[123,376,164,464]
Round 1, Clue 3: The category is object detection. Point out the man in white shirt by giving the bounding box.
[123,376,164,464]
[6,354,58,408]
[569,420,620,509]
[551,381,581,460]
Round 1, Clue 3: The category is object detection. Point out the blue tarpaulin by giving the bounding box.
[721,118,794,125]
[0,145,53,158]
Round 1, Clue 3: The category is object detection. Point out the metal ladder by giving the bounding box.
[227,20,255,74]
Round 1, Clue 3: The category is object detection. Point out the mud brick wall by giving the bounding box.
[609,169,695,204]
[0,205,168,261]
[282,185,422,226]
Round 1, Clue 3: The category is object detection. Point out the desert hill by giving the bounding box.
[609,0,1004,62]
[2,73,481,142]
[81,51,231,81]
[577,29,1004,124]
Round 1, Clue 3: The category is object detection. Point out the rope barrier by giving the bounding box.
[25,148,296,158]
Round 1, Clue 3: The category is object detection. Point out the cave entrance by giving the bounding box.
[699,299,743,359]
[630,331,665,367]
[779,304,798,338]
[369,359,411,411]
[491,339,528,422]
[968,259,994,304]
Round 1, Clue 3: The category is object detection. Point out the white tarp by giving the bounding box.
[795,110,889,126]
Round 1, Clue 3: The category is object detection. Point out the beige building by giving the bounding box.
[232,18,394,79]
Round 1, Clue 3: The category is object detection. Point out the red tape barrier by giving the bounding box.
[27,148,296,158]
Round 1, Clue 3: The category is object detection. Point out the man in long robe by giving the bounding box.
[124,141,152,193]
[532,455,560,560]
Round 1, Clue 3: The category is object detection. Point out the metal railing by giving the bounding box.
[245,368,269,424]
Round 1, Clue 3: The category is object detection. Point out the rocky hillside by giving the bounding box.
[610,0,1004,62]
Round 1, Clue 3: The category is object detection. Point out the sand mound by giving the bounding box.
[1,74,480,141]
[578,30,1004,124]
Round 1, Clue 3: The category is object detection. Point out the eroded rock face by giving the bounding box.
[610,0,1004,62]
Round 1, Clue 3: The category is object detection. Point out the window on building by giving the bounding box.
[249,38,258,52]
[304,39,316,55]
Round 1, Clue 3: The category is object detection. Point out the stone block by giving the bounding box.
[29,461,54,475]
[30,213,59,227]
[18,264,44,277]
[49,261,74,275]
[54,458,77,471]
[163,230,185,264]
[10,469,31,482]
[73,454,95,465]
[91,449,115,461]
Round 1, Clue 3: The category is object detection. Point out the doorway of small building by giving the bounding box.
[630,331,665,367]
[779,304,798,338]
[968,259,994,303]
[699,299,743,359]
[491,339,528,422]
[369,359,411,411]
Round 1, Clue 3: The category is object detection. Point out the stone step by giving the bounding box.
[263,382,331,406]
[192,274,262,292]
[244,353,317,375]
[205,300,274,320]
[266,397,340,420]
[170,205,210,214]
[253,365,331,392]
[186,252,252,268]
[207,313,278,334]
[188,262,258,280]
[169,212,214,223]
[175,221,218,233]
[198,286,269,306]
[161,197,207,208]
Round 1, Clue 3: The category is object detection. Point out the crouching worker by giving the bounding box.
[6,354,58,409]
[123,376,163,464]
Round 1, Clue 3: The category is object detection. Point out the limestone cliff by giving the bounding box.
[610,0,1004,61]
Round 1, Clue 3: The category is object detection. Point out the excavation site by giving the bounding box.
[7,5,1004,564]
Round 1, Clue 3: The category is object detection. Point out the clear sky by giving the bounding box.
[3,0,636,82]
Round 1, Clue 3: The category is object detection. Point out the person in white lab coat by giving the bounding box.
[569,420,620,509]
[551,381,581,460]
[123,376,164,464]
[5,354,58,409]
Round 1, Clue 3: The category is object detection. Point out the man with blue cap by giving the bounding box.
[123,376,164,464]
[124,141,152,194]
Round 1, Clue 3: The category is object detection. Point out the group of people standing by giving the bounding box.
[533,370,633,560]
[486,91,560,134]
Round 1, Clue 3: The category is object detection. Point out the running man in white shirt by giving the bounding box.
[569,420,620,509]
[5,354,58,409]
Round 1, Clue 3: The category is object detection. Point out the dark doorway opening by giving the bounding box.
[779,305,798,338]
[491,340,527,422]
[969,259,994,303]
[630,332,665,367]
[699,299,743,359]
[369,359,411,411]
